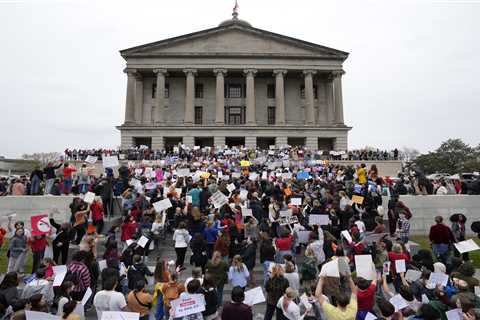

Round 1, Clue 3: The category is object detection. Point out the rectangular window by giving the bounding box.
[225,106,245,125]
[152,83,157,99]
[228,84,242,98]
[195,84,204,99]
[165,83,170,98]
[194,106,203,125]
[267,84,275,99]
[300,85,318,99]
[268,106,276,125]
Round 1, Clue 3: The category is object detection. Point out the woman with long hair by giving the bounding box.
[56,281,85,319]
[201,275,219,320]
[173,221,190,272]
[206,251,228,307]
[228,255,250,290]
[61,300,81,320]
[265,264,290,320]
[190,233,208,274]
[127,279,153,320]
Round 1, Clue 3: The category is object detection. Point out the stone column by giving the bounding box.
[214,69,227,124]
[303,70,317,125]
[275,136,288,149]
[123,68,136,124]
[214,136,226,147]
[134,72,143,123]
[153,68,167,124]
[333,70,345,125]
[183,69,197,124]
[244,69,257,124]
[325,75,335,125]
[273,69,287,125]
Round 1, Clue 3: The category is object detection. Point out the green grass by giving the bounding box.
[0,240,33,274]
[410,236,480,268]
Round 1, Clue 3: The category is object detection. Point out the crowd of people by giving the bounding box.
[62,147,401,162]
[0,146,479,320]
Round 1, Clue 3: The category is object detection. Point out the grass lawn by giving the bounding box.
[0,240,33,274]
[410,236,480,268]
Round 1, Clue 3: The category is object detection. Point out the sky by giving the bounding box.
[0,0,479,158]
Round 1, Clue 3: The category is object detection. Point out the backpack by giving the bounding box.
[127,265,146,290]
[300,260,317,281]
[162,283,180,307]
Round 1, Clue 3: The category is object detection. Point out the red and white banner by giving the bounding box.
[31,214,51,236]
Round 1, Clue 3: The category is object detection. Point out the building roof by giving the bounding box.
[120,17,349,61]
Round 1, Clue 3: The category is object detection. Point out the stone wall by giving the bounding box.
[0,196,122,229]
[398,195,480,236]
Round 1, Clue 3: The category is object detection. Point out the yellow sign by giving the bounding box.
[352,195,364,205]
[200,172,211,179]
[240,160,250,167]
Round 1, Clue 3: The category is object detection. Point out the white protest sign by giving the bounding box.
[290,198,302,206]
[177,168,191,177]
[83,192,95,204]
[475,286,480,298]
[81,287,92,306]
[25,310,60,320]
[170,294,206,318]
[210,191,228,209]
[262,171,268,180]
[244,287,266,306]
[240,189,248,200]
[445,309,463,320]
[232,172,241,179]
[102,156,119,168]
[101,311,140,320]
[341,230,353,243]
[186,195,193,203]
[365,312,377,320]
[98,260,107,271]
[405,269,422,282]
[126,239,135,247]
[85,155,97,164]
[389,294,409,311]
[383,261,391,276]
[226,183,236,193]
[429,272,449,287]
[248,172,259,181]
[145,182,157,190]
[421,294,430,304]
[137,235,150,248]
[242,208,253,217]
[153,198,173,212]
[319,259,340,278]
[354,255,375,280]
[297,230,311,244]
[299,293,312,310]
[309,215,329,226]
[395,259,406,273]
[52,265,67,287]
[454,239,480,254]
[279,209,292,218]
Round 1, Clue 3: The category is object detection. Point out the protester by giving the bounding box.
[221,286,253,320]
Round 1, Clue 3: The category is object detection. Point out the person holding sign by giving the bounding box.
[228,255,250,290]
[315,274,358,320]
[388,243,411,291]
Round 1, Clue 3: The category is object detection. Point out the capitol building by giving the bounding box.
[117,11,350,151]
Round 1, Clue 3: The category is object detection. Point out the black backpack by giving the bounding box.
[127,265,146,290]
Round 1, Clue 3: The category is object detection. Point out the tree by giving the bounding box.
[401,147,420,162]
[413,139,480,174]
[22,152,62,165]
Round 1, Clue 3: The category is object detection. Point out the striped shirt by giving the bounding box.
[67,261,91,292]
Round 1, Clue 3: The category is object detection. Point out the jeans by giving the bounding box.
[432,243,450,264]
[45,178,54,195]
[263,260,272,287]
[79,183,89,194]
[31,176,40,195]
[63,178,73,194]
[32,251,45,274]
[216,284,224,307]
[275,250,292,263]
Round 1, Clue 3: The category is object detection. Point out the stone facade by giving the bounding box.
[117,14,351,150]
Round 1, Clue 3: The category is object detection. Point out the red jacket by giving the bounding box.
[275,235,293,251]
[90,201,104,221]
[63,166,76,178]
[388,252,410,273]
[29,237,47,253]
[429,223,454,245]
[121,221,138,241]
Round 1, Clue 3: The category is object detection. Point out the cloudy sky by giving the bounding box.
[0,0,478,158]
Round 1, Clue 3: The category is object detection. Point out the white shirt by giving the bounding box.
[436,186,448,195]
[283,272,300,292]
[173,229,190,248]
[93,290,127,319]
[277,296,302,320]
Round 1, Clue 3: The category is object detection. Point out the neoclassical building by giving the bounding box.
[117,12,351,151]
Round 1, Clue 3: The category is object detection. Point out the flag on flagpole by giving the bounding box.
[233,0,239,14]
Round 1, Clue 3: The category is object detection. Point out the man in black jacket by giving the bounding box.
[43,161,63,195]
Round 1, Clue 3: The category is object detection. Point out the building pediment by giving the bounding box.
[120,23,348,60]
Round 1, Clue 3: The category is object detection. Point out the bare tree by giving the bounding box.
[21,152,62,165]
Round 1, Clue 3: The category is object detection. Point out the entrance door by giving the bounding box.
[194,137,214,148]
[226,137,245,148]
[133,137,152,149]
[257,137,275,150]
[164,137,183,153]
[287,137,306,147]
